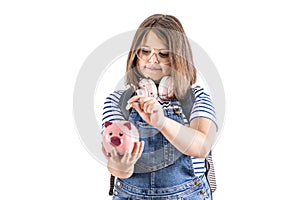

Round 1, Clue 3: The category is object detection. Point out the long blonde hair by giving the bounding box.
[126,14,197,100]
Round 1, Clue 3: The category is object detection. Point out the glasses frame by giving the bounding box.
[136,46,171,65]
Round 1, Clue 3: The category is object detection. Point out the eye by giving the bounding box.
[119,132,124,137]
[141,49,151,55]
[159,52,169,58]
[109,132,112,136]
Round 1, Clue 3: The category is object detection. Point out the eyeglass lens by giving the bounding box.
[136,47,170,64]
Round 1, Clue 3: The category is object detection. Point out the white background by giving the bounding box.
[1,0,299,199]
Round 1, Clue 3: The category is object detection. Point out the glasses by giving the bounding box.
[136,47,170,64]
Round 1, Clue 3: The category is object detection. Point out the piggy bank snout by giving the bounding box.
[110,136,121,147]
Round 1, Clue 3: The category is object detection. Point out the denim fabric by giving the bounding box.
[113,100,211,199]
[113,175,211,200]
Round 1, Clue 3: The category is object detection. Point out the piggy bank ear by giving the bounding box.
[123,122,132,130]
[104,121,113,128]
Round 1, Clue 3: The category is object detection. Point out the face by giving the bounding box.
[136,31,171,83]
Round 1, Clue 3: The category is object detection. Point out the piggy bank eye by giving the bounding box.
[119,132,124,137]
[109,132,112,136]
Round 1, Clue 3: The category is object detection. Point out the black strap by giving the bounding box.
[119,88,135,119]
[108,174,115,196]
[180,88,195,122]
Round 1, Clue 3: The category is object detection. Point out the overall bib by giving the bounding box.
[112,101,212,200]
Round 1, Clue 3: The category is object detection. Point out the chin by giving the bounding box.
[145,75,163,82]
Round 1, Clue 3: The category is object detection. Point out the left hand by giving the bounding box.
[128,95,166,130]
[101,141,144,177]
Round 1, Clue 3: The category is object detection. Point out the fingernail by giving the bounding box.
[126,103,132,110]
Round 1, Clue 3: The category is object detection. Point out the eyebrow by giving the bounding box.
[141,45,169,51]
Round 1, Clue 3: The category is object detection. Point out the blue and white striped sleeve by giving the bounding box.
[101,90,125,128]
[190,86,218,130]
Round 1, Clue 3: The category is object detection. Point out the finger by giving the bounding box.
[131,141,139,155]
[131,102,144,114]
[128,95,143,104]
[110,147,119,159]
[144,99,161,114]
[101,145,110,159]
[121,151,131,163]
[138,141,144,154]
[101,142,110,157]
[131,103,151,125]
[126,96,141,110]
[140,98,157,112]
[139,96,155,104]
[151,103,162,114]
[134,141,144,160]
[131,141,144,161]
[143,100,156,113]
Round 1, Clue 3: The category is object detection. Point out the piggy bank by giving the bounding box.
[102,121,139,155]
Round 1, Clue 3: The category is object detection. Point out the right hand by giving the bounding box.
[128,95,166,130]
[101,141,144,174]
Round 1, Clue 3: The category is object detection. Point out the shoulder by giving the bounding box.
[104,90,125,102]
[104,90,134,107]
[190,85,218,130]
[102,90,127,128]
[191,85,211,99]
[191,85,214,106]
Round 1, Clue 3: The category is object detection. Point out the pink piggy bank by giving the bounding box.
[102,121,139,155]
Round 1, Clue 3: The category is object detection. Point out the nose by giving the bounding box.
[110,136,121,146]
[148,53,159,63]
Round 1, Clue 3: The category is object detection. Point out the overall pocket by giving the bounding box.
[112,188,129,200]
[133,122,182,173]
[181,177,211,200]
[129,106,185,173]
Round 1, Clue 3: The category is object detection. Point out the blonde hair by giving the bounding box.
[126,14,196,100]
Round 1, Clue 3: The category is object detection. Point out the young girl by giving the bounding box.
[102,14,218,200]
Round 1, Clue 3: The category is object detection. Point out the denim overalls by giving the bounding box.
[113,100,212,200]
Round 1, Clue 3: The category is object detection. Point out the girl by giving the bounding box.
[102,14,218,200]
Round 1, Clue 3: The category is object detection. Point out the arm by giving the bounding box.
[128,95,217,158]
[101,91,144,178]
[161,117,217,158]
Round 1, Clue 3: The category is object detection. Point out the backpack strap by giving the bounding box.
[182,88,217,193]
[180,87,195,122]
[119,88,135,119]
[108,174,115,196]
[205,151,217,193]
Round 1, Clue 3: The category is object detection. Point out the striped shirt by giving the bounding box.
[101,85,217,178]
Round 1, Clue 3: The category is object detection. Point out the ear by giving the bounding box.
[104,121,113,128]
[123,122,132,130]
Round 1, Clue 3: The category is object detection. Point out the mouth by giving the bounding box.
[144,65,162,71]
